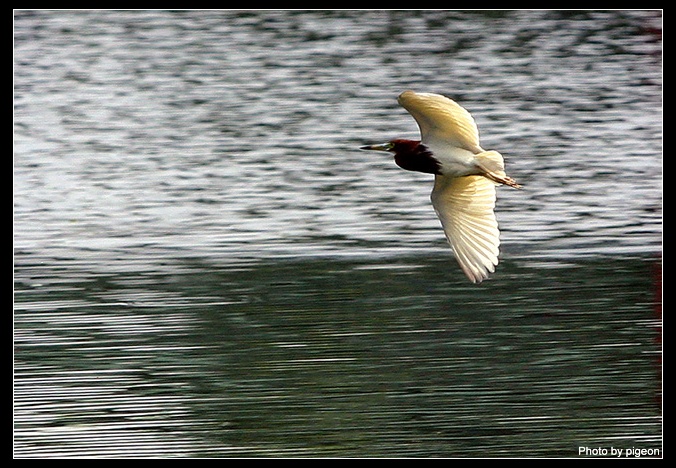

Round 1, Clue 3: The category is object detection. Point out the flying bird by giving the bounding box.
[360,90,520,283]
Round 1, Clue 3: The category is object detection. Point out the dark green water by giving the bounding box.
[14,254,661,457]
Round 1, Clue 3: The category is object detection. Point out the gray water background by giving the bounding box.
[14,10,662,458]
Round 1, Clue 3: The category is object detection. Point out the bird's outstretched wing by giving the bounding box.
[431,175,500,283]
[398,90,482,153]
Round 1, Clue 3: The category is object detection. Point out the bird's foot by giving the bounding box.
[484,172,522,189]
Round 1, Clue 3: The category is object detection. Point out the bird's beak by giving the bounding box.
[359,142,394,152]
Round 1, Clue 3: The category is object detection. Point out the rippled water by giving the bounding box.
[14,10,661,458]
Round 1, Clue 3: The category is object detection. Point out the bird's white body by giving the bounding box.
[424,142,479,178]
[361,91,520,283]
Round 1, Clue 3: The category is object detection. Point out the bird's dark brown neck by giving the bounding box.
[391,139,441,175]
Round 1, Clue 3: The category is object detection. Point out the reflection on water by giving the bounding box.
[14,255,661,457]
[14,10,661,458]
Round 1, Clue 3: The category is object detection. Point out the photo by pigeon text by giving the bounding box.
[578,446,661,458]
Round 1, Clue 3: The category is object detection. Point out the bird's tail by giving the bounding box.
[475,150,521,189]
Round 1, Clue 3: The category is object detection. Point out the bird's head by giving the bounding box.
[360,139,441,175]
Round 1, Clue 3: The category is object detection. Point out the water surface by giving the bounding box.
[14,10,662,458]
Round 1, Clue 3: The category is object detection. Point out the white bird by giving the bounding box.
[360,90,520,283]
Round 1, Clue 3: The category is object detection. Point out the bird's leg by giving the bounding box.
[474,151,522,189]
[482,171,522,189]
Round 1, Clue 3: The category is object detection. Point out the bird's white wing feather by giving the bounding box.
[431,175,500,283]
[398,90,482,153]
